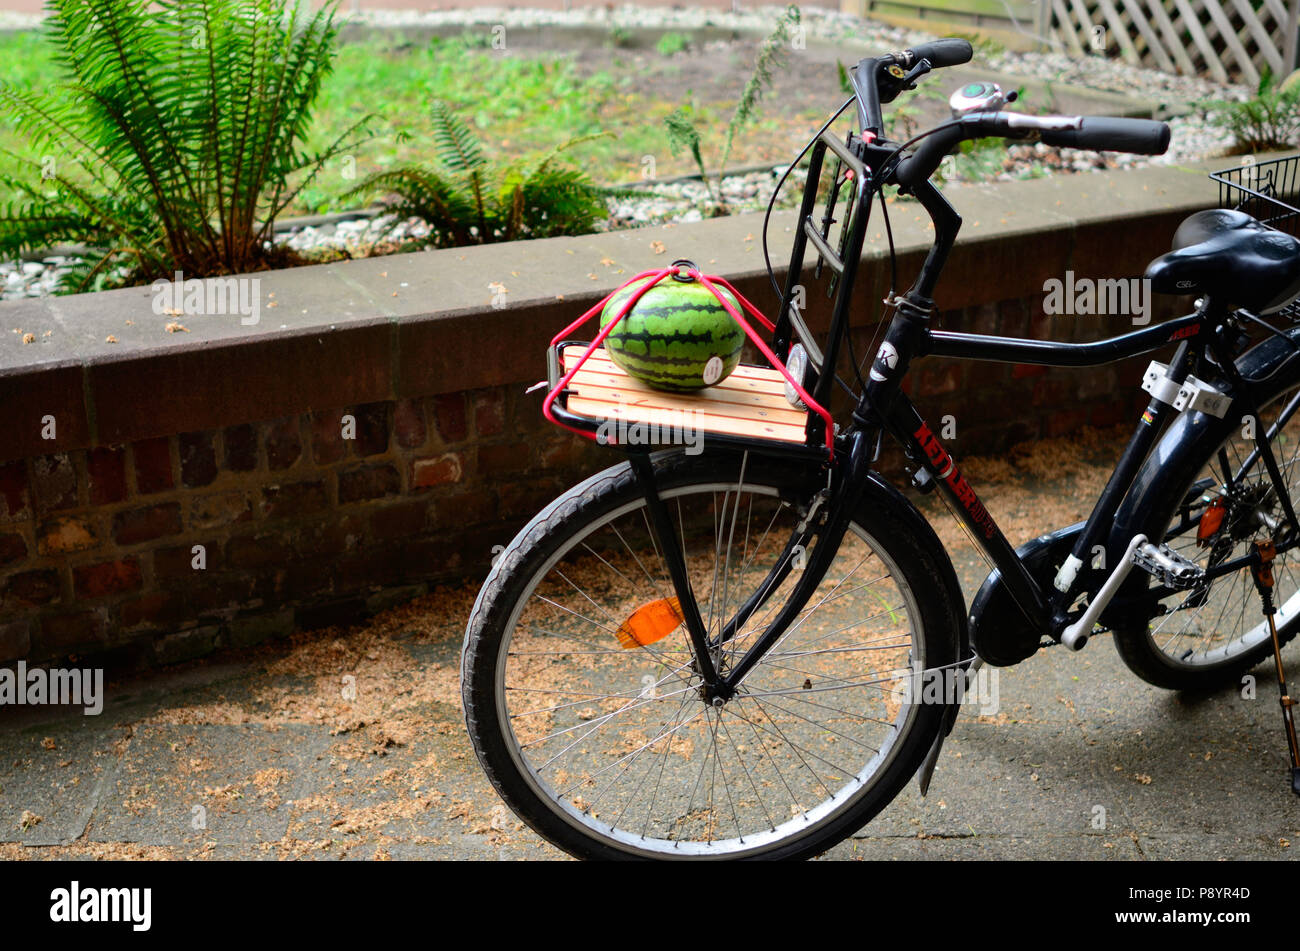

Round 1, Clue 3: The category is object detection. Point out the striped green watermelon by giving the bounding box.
[599,275,745,392]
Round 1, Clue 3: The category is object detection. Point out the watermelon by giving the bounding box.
[599,274,745,392]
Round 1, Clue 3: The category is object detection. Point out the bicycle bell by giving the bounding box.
[949,81,1012,116]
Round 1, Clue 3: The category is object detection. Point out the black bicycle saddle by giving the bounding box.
[1145,208,1300,314]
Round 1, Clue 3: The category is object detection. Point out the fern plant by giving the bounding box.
[0,0,373,292]
[663,5,801,214]
[346,101,609,247]
[1209,70,1300,153]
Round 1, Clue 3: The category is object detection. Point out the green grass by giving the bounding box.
[0,27,840,218]
[285,32,633,213]
[0,30,59,190]
[655,32,691,57]
[0,29,620,215]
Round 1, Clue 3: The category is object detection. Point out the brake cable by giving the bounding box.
[762,96,855,302]
[874,117,967,187]
[759,102,982,402]
[758,95,867,402]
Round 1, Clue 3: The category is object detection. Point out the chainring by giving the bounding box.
[968,521,1086,667]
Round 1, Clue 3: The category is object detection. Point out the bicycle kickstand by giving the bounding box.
[1247,539,1300,796]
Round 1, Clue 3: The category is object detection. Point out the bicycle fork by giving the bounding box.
[625,434,869,703]
[1247,539,1300,796]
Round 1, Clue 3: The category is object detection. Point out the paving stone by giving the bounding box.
[88,723,329,847]
[0,724,122,846]
[867,720,1135,838]
[1136,833,1297,861]
[820,833,1145,861]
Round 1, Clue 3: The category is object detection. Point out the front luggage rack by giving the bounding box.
[542,263,835,460]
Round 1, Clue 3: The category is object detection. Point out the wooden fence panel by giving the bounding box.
[847,0,1300,82]
[1046,0,1300,83]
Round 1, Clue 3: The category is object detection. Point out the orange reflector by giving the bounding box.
[1198,497,1226,547]
[616,597,684,649]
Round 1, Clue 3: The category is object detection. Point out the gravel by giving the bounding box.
[0,5,1262,301]
[1,256,79,300]
[277,215,434,254]
[346,2,918,47]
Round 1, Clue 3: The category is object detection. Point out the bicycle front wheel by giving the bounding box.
[462,450,961,859]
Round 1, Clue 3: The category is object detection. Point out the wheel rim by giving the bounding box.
[492,476,927,857]
[1145,384,1300,670]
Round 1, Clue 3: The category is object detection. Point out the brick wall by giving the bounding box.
[0,382,620,667]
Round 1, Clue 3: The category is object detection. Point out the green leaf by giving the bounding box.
[430,99,487,174]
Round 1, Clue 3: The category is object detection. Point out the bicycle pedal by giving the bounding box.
[1133,541,1205,590]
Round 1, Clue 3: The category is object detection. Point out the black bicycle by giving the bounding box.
[462,38,1300,860]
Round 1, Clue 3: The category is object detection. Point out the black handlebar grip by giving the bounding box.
[907,38,973,69]
[893,124,968,188]
[1039,116,1170,155]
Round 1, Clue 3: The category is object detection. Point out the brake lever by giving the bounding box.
[900,57,931,89]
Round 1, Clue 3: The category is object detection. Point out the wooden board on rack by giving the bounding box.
[560,347,810,445]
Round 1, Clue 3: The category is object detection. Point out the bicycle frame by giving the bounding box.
[874,318,1208,634]
[615,126,1300,697]
[781,130,1300,650]
[673,127,1300,692]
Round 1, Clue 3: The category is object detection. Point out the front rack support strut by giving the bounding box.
[626,452,720,691]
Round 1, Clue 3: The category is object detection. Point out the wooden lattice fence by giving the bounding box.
[1044,0,1298,85]
[847,0,1300,85]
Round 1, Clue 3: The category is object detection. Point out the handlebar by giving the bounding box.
[849,39,973,135]
[905,38,973,69]
[849,38,1170,189]
[892,112,1171,188]
[1038,115,1171,154]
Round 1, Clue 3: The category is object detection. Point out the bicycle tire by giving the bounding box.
[461,449,963,859]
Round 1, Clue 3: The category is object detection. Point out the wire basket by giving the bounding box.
[1210,155,1300,237]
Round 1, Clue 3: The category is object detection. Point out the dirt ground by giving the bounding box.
[0,426,1136,861]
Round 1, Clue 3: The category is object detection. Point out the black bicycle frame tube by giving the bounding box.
[884,392,1054,628]
[904,180,961,302]
[927,311,1205,365]
[1057,339,1198,600]
[718,428,877,693]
